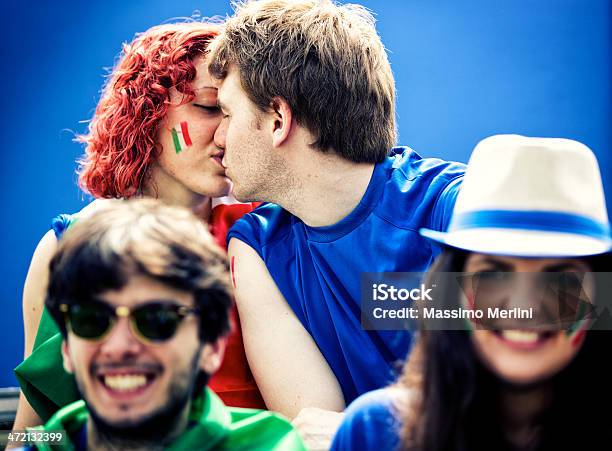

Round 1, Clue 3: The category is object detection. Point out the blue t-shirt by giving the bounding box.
[228,147,465,403]
[331,388,402,451]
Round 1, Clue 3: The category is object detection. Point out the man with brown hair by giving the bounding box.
[208,0,464,446]
[11,199,304,450]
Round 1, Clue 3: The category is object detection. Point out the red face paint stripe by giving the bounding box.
[571,328,587,347]
[231,256,236,289]
[180,121,192,146]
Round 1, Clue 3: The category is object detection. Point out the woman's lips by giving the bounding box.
[492,329,555,350]
[211,150,225,168]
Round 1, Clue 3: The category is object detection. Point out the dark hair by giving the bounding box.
[398,248,612,450]
[208,0,396,163]
[45,198,232,344]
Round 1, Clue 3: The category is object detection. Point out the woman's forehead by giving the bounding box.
[192,56,217,92]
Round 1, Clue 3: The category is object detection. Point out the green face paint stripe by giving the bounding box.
[171,128,182,153]
[461,316,475,335]
[566,302,589,337]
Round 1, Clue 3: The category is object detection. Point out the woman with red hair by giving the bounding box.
[12,21,264,433]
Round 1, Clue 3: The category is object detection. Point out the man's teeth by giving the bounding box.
[103,374,148,392]
[500,330,540,344]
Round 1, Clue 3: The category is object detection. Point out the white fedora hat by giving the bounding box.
[420,134,612,257]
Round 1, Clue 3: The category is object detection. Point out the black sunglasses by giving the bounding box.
[60,299,199,343]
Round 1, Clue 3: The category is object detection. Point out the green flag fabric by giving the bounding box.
[28,388,305,451]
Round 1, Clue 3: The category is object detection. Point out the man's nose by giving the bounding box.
[99,317,144,359]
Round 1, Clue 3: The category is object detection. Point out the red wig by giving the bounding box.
[77,22,220,198]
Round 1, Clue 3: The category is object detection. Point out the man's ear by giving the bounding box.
[270,96,293,148]
[199,336,228,375]
[61,339,74,374]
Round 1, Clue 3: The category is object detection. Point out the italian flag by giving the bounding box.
[171,121,193,153]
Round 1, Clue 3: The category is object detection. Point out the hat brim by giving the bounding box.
[420,227,612,258]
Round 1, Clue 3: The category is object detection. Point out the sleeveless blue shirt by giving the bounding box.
[228,147,465,403]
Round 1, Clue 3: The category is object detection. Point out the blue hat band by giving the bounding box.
[450,210,611,241]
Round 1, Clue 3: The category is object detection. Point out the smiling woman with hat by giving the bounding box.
[331,134,612,451]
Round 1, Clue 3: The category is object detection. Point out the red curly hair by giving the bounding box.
[77,21,220,198]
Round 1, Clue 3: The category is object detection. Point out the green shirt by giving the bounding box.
[15,213,81,421]
[28,388,305,451]
[15,308,79,422]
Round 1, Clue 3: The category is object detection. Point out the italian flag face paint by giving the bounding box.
[171,121,193,153]
[565,301,591,347]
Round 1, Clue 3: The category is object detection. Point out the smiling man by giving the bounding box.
[14,199,303,451]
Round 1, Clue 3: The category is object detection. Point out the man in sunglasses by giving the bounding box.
[16,199,303,450]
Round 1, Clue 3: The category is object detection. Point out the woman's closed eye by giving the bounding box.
[194,104,220,113]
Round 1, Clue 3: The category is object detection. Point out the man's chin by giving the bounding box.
[231,185,262,203]
[79,356,209,444]
[232,192,249,203]
[88,399,190,443]
[93,406,156,429]
[95,415,149,433]
[84,369,210,443]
